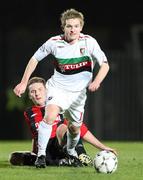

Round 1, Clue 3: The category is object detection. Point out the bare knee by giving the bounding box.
[68,124,80,136]
[56,124,67,145]
[44,104,60,124]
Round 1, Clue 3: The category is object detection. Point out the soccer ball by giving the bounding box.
[93,150,118,174]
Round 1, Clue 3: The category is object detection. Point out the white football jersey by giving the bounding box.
[33,33,108,91]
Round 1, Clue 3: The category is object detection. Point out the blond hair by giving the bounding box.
[60,8,84,29]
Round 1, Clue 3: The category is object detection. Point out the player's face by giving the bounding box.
[28,82,46,106]
[63,18,83,44]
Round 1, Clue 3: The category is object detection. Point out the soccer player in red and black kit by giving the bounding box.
[10,77,116,167]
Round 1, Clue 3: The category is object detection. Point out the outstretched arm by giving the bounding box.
[83,130,117,155]
[88,62,109,92]
[13,57,38,97]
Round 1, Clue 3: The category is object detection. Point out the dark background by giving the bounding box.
[0,0,143,140]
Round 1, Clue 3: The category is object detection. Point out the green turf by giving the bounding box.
[0,141,143,180]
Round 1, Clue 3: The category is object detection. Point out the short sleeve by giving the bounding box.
[33,38,53,61]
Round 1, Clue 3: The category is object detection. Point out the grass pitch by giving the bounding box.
[0,141,143,180]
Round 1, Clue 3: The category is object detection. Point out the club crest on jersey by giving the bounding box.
[60,65,65,72]
[80,48,85,55]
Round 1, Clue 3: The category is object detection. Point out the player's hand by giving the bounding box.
[88,81,100,92]
[104,147,117,156]
[13,82,27,97]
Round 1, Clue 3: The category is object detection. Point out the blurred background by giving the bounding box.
[0,0,143,140]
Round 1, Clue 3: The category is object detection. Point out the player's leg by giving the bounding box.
[35,104,60,168]
[57,112,81,158]
[56,123,82,166]
[36,85,69,168]
[64,90,87,167]
[56,125,92,166]
[61,130,92,166]
[9,151,37,166]
[76,139,92,166]
[45,138,61,166]
[62,113,83,167]
[66,122,80,157]
[75,138,86,155]
[56,123,67,146]
[45,137,71,166]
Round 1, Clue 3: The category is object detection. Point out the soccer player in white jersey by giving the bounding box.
[13,9,110,168]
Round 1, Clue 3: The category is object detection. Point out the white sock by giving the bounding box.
[37,121,52,157]
[66,130,80,157]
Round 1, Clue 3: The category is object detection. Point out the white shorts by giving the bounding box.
[45,83,87,127]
